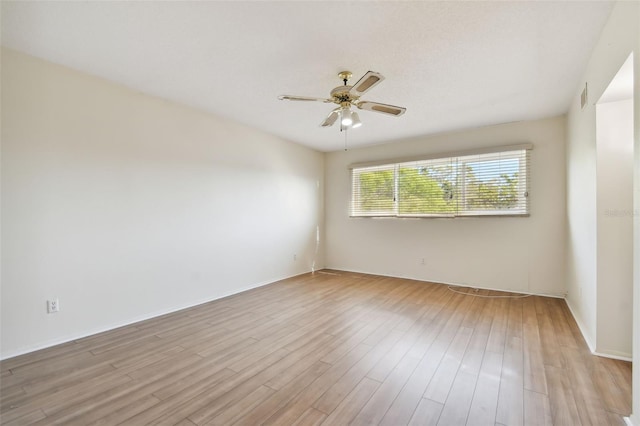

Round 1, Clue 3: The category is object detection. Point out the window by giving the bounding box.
[350,145,531,218]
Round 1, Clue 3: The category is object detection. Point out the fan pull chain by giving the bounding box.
[344,127,348,151]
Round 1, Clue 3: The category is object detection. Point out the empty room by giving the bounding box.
[1,1,639,425]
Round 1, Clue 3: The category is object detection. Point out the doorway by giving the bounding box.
[595,53,635,359]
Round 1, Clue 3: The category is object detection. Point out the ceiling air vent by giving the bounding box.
[580,83,588,109]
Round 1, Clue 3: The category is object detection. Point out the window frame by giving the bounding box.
[349,144,531,219]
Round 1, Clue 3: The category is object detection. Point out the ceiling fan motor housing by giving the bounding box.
[330,86,357,104]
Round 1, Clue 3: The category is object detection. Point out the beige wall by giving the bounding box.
[596,98,634,359]
[565,1,639,422]
[0,48,325,359]
[325,116,566,296]
[566,5,638,353]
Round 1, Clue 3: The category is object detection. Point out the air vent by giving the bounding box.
[581,83,588,109]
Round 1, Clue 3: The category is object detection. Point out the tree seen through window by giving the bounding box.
[351,149,528,217]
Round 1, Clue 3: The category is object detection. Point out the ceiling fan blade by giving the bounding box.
[357,101,406,116]
[348,71,384,97]
[278,95,333,103]
[320,109,340,127]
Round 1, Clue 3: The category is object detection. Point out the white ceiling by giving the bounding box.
[1,1,613,152]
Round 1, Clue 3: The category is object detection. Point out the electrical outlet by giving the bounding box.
[420,258,426,266]
[47,298,60,314]
[293,254,297,261]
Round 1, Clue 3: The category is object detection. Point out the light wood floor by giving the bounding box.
[0,270,632,425]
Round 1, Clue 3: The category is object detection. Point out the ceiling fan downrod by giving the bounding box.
[338,71,352,86]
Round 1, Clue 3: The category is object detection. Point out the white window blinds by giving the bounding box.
[350,146,531,218]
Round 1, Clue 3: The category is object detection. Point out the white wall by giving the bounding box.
[564,1,639,423]
[566,87,598,349]
[635,72,640,424]
[0,48,325,359]
[325,116,566,296]
[596,98,634,359]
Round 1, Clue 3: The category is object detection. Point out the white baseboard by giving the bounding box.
[563,298,633,362]
[0,270,313,361]
[625,415,637,426]
[564,297,596,353]
[325,267,566,298]
[592,351,633,362]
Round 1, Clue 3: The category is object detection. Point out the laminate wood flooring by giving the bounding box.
[0,270,632,425]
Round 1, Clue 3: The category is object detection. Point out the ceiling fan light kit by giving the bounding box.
[351,112,362,128]
[278,70,406,132]
[341,108,353,126]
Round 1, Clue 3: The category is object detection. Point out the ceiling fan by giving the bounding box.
[278,70,406,131]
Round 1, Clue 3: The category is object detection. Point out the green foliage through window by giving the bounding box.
[351,149,529,217]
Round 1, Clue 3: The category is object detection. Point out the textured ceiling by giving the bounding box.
[1,1,613,152]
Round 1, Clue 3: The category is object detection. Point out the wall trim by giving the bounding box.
[333,268,632,362]
[0,271,313,361]
[592,351,633,362]
[336,268,633,363]
[564,297,634,362]
[564,297,596,353]
[324,267,566,299]
[624,415,637,426]
[5,268,630,365]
